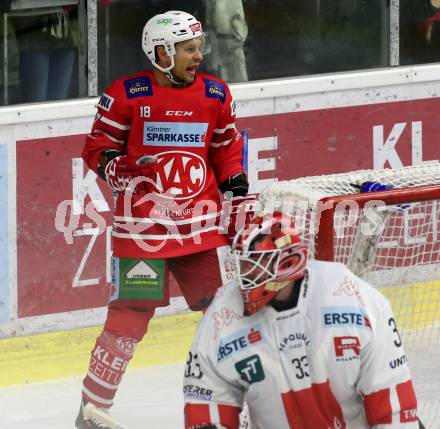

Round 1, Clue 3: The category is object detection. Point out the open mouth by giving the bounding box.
[187,65,198,76]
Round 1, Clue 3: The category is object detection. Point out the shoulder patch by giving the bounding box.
[97,93,114,111]
[203,78,226,104]
[230,100,236,116]
[124,77,153,99]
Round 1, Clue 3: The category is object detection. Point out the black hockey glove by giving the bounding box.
[219,172,249,197]
[97,149,123,180]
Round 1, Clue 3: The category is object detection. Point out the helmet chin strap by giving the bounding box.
[165,69,187,87]
[153,50,189,88]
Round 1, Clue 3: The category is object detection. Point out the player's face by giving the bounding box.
[172,38,204,84]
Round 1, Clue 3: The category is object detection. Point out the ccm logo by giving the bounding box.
[165,110,193,116]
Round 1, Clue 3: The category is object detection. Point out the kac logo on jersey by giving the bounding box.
[321,306,372,329]
[203,78,226,104]
[217,324,263,362]
[124,77,153,98]
[153,150,207,200]
[143,122,207,147]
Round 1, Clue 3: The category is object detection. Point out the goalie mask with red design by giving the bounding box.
[232,212,308,316]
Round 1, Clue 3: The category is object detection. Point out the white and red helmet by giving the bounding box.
[232,212,308,316]
[142,10,210,73]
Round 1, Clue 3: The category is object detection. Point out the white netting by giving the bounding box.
[260,164,440,260]
[259,165,440,427]
[262,164,440,201]
[239,401,251,429]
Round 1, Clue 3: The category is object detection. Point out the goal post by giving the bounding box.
[315,184,440,261]
[259,165,440,427]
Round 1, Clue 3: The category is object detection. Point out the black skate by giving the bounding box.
[75,400,127,429]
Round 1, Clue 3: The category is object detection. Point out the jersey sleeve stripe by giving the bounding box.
[396,380,418,423]
[210,138,234,148]
[99,115,131,130]
[114,211,222,225]
[92,122,129,141]
[98,131,126,145]
[209,403,220,423]
[184,403,211,428]
[363,387,392,426]
[213,123,236,133]
[112,225,220,240]
[218,404,241,429]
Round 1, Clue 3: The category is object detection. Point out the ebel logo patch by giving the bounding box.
[143,122,207,147]
[203,78,226,104]
[153,150,207,199]
[124,77,153,98]
[235,355,265,384]
[322,306,371,329]
[97,93,114,111]
[217,324,263,362]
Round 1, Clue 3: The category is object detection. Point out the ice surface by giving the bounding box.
[0,362,185,429]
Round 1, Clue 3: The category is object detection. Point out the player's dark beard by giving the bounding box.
[269,279,302,312]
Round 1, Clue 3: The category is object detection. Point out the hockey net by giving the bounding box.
[255,164,440,427]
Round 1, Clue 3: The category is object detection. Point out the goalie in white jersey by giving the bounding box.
[183,211,424,429]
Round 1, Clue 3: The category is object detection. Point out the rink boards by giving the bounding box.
[1,64,440,387]
[0,311,202,387]
[0,280,438,388]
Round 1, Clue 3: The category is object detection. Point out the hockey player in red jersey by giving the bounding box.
[75,10,248,429]
[184,212,425,429]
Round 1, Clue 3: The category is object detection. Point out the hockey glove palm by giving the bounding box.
[104,155,157,193]
[219,172,249,197]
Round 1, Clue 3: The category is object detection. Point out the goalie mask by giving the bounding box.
[142,11,210,76]
[232,212,308,316]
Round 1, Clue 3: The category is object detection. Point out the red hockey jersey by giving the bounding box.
[82,71,244,258]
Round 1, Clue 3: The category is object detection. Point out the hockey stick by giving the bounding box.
[241,130,249,172]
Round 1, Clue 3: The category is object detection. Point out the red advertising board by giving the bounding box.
[16,135,184,317]
[16,97,440,317]
[17,135,109,317]
[237,98,440,178]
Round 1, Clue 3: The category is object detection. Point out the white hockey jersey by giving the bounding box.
[184,260,419,429]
